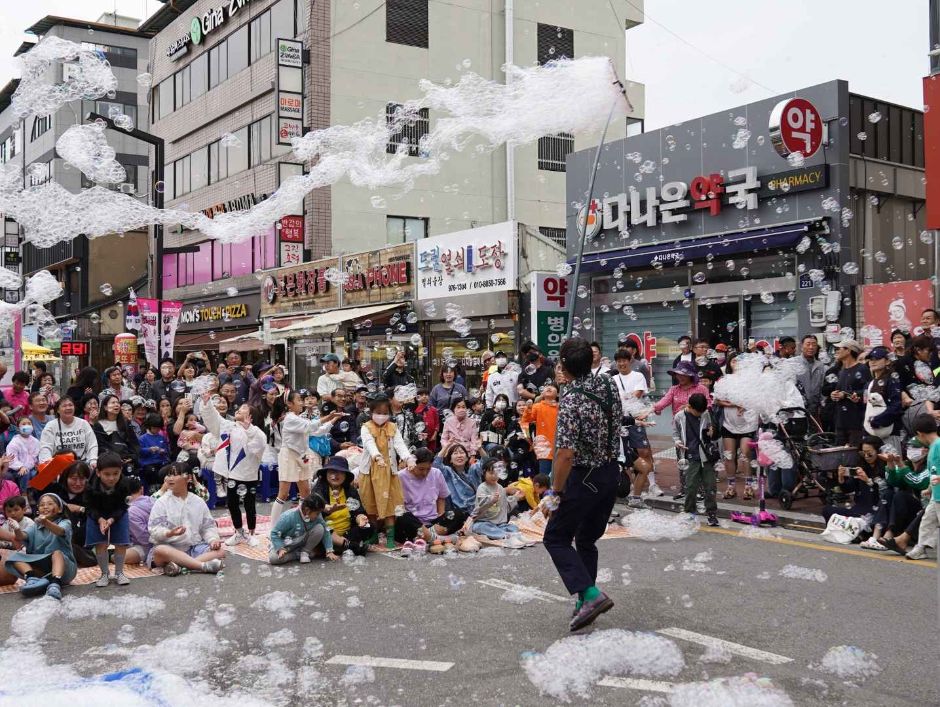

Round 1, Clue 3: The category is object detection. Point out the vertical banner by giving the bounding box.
[276,39,304,146]
[530,272,571,360]
[277,162,306,259]
[139,299,183,367]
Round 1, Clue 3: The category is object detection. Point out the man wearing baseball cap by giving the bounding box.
[831,339,871,447]
[316,353,342,402]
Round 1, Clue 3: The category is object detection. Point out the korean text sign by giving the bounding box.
[531,272,571,359]
[415,221,517,299]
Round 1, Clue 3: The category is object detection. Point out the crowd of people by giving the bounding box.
[0,306,938,602]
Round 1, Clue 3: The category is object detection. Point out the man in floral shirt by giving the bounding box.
[542,338,622,633]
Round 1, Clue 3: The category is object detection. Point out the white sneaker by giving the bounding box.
[247,534,261,548]
[905,545,929,560]
[503,535,526,549]
[647,483,664,497]
[299,551,311,564]
[225,530,245,546]
[202,559,223,574]
[115,573,130,586]
[95,573,110,588]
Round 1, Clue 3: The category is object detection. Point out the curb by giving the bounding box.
[633,496,827,533]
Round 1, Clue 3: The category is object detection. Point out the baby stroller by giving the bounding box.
[766,407,859,510]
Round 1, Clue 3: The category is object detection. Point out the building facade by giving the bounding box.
[146,0,645,361]
[565,80,926,391]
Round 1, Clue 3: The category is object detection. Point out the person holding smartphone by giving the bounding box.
[830,340,871,447]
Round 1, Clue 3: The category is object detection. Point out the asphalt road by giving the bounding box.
[0,506,935,706]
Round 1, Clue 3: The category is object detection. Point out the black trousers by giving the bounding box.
[543,461,619,596]
[887,489,921,535]
[226,480,258,531]
[395,509,469,543]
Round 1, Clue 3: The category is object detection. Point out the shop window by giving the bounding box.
[386,103,429,157]
[537,23,573,65]
[538,133,573,172]
[193,242,212,283]
[386,215,427,244]
[230,240,254,277]
[387,0,429,48]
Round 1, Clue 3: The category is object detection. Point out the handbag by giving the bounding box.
[819,513,865,544]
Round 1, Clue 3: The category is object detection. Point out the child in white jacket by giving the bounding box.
[270,390,343,528]
[201,393,267,548]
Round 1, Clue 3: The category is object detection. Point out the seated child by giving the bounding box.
[4,492,77,600]
[83,451,133,587]
[311,456,374,556]
[125,476,155,566]
[0,496,34,549]
[508,472,551,515]
[269,493,338,565]
[6,419,39,493]
[467,457,525,539]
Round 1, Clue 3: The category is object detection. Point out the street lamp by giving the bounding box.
[85,111,167,361]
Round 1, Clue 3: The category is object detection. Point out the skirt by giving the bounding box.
[277,447,311,483]
[358,465,404,519]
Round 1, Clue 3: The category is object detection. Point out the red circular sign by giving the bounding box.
[769,97,823,159]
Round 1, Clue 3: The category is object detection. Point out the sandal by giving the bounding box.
[860,538,887,551]
[413,538,427,554]
[877,537,906,555]
[724,485,737,499]
[743,485,754,501]
[400,541,415,558]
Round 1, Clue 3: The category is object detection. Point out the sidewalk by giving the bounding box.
[641,438,827,531]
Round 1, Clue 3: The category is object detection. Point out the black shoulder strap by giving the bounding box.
[569,377,617,456]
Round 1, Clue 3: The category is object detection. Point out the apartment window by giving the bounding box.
[537,24,574,65]
[81,42,137,69]
[91,100,137,129]
[386,0,429,48]
[174,155,191,198]
[386,216,427,244]
[538,132,574,172]
[249,116,273,167]
[228,126,249,174]
[31,115,51,141]
[174,66,190,109]
[386,104,429,157]
[539,227,567,247]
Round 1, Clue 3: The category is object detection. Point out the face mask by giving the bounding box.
[695,356,708,366]
[455,409,468,420]
[494,401,507,412]
[906,448,925,462]
[372,413,389,425]
[495,358,507,369]
[19,426,32,437]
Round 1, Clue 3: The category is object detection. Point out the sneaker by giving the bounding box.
[400,541,415,558]
[707,514,719,527]
[672,491,685,501]
[299,551,312,564]
[627,496,648,509]
[20,576,49,596]
[115,573,130,586]
[906,545,929,560]
[503,535,526,549]
[247,534,261,548]
[95,574,110,588]
[45,583,62,601]
[696,500,706,515]
[569,591,614,632]
[202,558,223,574]
[647,483,664,497]
[225,530,245,546]
[162,562,182,577]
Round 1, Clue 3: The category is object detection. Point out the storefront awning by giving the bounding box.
[175,327,260,352]
[570,220,823,274]
[268,303,404,340]
[21,341,60,362]
[217,329,266,353]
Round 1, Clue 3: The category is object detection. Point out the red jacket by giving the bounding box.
[414,403,440,452]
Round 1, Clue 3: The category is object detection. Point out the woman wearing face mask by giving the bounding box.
[480,393,514,451]
[440,399,482,460]
[358,396,416,550]
[876,438,934,556]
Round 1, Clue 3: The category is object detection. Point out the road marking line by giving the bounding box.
[326,655,453,672]
[657,627,792,665]
[475,578,569,602]
[702,526,938,567]
[598,677,676,693]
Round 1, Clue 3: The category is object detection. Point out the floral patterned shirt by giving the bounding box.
[556,373,622,468]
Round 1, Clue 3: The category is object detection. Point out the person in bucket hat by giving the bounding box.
[311,456,375,555]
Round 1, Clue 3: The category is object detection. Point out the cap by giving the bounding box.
[715,343,728,352]
[834,339,862,354]
[321,353,340,364]
[481,350,495,362]
[867,346,890,360]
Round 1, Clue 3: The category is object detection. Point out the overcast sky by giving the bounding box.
[0,0,927,126]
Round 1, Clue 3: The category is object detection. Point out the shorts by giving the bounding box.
[277,447,310,483]
[85,512,130,547]
[626,425,650,450]
[721,427,756,442]
[126,544,149,565]
[146,542,211,568]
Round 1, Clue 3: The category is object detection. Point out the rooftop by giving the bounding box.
[25,15,155,39]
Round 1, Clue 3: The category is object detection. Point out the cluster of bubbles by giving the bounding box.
[56,123,126,184]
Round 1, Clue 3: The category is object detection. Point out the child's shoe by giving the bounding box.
[707,514,720,527]
[45,583,62,600]
[95,574,110,588]
[20,576,49,596]
[299,551,311,564]
[115,573,130,586]
[247,534,261,548]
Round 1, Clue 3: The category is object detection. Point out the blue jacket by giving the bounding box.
[438,462,481,514]
[138,433,170,467]
[270,508,333,553]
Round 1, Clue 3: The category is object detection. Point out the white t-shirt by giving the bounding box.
[612,371,648,416]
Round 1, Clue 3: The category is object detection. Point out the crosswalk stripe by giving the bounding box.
[657,627,793,665]
[326,655,453,672]
[475,578,569,602]
[598,676,676,693]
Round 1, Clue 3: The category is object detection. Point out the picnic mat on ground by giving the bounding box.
[0,563,161,595]
[216,515,273,560]
[514,511,630,542]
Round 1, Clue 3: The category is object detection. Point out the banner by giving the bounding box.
[139,298,183,368]
[859,280,935,347]
[415,221,517,300]
[530,272,571,360]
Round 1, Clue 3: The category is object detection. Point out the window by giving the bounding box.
[539,227,566,247]
[82,164,137,191]
[174,66,190,109]
[386,216,427,244]
[386,103,429,157]
[228,25,249,76]
[27,160,52,187]
[163,231,277,290]
[296,0,310,33]
[227,126,249,174]
[250,10,272,62]
[190,53,208,101]
[191,147,209,192]
[537,24,574,65]
[538,132,574,172]
[157,78,174,120]
[386,0,428,48]
[91,100,137,129]
[249,115,273,167]
[174,155,191,198]
[271,0,295,42]
[80,43,137,68]
[31,115,51,141]
[626,117,644,137]
[209,42,227,88]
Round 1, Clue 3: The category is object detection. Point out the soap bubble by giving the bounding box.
[891,236,904,250]
[220,132,242,148]
[56,123,126,183]
[409,333,422,346]
[406,311,418,324]
[100,283,113,296]
[868,111,882,124]
[225,286,239,296]
[841,262,859,275]
[555,262,573,276]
